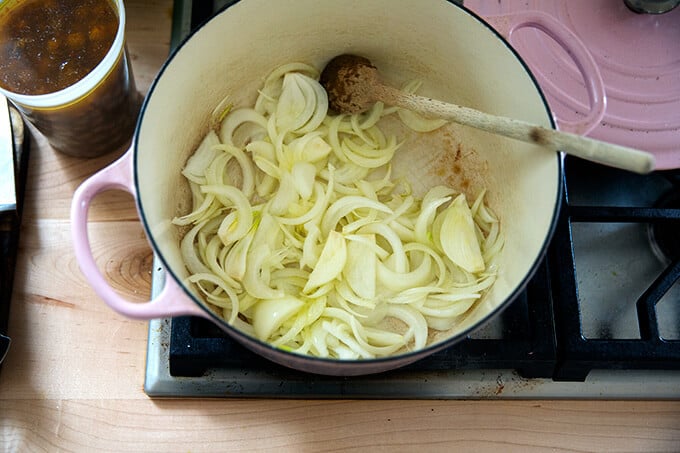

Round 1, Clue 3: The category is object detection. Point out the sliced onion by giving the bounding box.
[386,305,428,351]
[188,272,241,324]
[291,161,317,200]
[219,108,268,145]
[243,243,284,300]
[303,230,347,293]
[182,130,221,184]
[377,251,433,293]
[252,296,305,340]
[343,234,377,299]
[289,132,332,163]
[224,227,255,280]
[276,74,310,131]
[174,62,503,360]
[437,194,485,273]
[321,196,392,236]
[214,144,256,198]
[397,109,448,133]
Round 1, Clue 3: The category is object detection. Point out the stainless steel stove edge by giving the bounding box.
[144,318,680,400]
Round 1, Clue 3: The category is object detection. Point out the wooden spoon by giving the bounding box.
[319,54,655,174]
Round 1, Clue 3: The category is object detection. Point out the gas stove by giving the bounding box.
[144,0,680,398]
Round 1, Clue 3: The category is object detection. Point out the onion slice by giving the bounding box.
[437,194,485,273]
[303,230,347,293]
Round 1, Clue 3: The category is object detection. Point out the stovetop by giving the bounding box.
[144,0,680,399]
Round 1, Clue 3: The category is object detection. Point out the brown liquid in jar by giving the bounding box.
[0,0,139,157]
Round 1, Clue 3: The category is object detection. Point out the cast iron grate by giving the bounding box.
[549,159,680,381]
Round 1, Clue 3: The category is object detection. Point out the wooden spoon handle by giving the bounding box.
[376,85,655,174]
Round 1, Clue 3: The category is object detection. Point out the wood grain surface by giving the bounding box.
[1,1,679,452]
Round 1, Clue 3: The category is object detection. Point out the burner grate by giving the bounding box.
[649,188,680,264]
[549,158,680,381]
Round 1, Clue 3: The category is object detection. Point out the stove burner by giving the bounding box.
[648,189,680,264]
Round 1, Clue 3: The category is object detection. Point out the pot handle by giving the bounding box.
[485,11,605,136]
[70,148,207,320]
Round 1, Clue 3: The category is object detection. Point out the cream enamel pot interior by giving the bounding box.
[71,0,599,376]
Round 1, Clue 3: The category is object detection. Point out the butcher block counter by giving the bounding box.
[1,1,679,451]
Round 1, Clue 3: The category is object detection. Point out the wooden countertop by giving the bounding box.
[1,1,679,451]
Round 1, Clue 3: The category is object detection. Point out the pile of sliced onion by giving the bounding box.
[173,63,504,359]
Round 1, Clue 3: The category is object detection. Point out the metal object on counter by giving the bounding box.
[0,335,9,364]
[0,95,15,215]
[0,94,29,367]
[0,94,15,365]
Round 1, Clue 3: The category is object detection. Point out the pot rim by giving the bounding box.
[133,0,564,367]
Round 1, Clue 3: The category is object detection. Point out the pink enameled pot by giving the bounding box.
[71,0,604,376]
